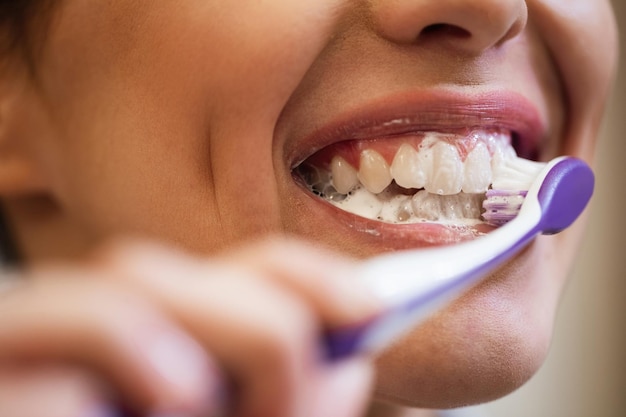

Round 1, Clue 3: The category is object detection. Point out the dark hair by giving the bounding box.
[0,1,52,263]
[0,206,20,266]
[0,0,54,67]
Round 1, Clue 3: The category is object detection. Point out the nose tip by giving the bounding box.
[371,0,528,54]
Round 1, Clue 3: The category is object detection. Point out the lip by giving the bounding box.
[283,89,547,249]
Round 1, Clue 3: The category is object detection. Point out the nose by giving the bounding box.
[370,0,528,54]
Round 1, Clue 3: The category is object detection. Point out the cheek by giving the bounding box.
[34,0,343,250]
[530,0,618,159]
[167,0,347,132]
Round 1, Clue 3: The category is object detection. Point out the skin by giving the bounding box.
[0,0,618,416]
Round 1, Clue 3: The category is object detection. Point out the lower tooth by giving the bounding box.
[440,195,465,219]
[411,190,485,223]
[462,195,485,219]
[380,194,413,223]
[331,186,384,219]
[397,198,414,222]
[412,190,442,221]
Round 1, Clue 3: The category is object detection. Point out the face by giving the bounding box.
[3,0,618,408]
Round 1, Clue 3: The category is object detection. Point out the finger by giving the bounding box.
[0,272,219,416]
[102,238,382,328]
[219,237,384,327]
[308,358,375,417]
[98,239,381,417]
[0,364,115,417]
[124,264,318,417]
[99,245,325,417]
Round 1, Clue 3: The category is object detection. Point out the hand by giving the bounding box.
[0,238,382,417]
[0,364,116,417]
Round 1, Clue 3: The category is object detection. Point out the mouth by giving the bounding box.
[287,92,547,248]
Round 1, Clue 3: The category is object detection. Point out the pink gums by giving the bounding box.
[304,129,510,170]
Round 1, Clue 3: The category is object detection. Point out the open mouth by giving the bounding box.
[294,128,545,228]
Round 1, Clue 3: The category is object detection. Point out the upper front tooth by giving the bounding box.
[390,144,428,189]
[426,142,463,195]
[462,142,492,193]
[331,156,359,194]
[358,149,393,194]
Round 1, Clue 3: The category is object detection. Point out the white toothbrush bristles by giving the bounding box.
[482,157,546,226]
[482,190,528,226]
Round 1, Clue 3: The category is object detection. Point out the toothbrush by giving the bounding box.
[324,156,594,360]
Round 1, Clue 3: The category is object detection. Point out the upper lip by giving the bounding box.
[286,90,547,168]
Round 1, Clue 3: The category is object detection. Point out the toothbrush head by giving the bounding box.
[482,157,594,232]
[482,189,528,226]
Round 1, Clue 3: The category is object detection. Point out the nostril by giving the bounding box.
[420,23,471,39]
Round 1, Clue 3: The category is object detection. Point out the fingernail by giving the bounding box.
[149,414,191,417]
[143,328,217,410]
[151,410,227,417]
[80,402,123,417]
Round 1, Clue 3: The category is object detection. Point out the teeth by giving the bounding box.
[411,190,442,221]
[426,142,463,195]
[412,190,485,221]
[297,130,544,225]
[396,196,414,222]
[462,142,492,193]
[358,149,393,194]
[380,194,414,223]
[390,144,429,189]
[331,156,359,194]
[322,132,514,198]
[328,185,384,220]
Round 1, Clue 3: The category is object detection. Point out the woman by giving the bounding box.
[0,0,618,416]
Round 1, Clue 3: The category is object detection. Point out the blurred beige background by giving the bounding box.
[480,1,626,416]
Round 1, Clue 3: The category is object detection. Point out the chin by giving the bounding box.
[372,246,556,408]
